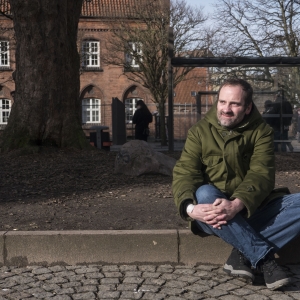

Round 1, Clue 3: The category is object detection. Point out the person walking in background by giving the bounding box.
[173,78,300,290]
[263,96,293,152]
[262,100,278,128]
[262,99,281,152]
[132,99,153,141]
[274,94,293,152]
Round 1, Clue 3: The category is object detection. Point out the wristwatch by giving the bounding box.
[186,204,195,214]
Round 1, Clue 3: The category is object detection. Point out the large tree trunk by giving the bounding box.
[1,0,87,151]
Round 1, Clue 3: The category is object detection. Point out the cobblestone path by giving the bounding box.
[0,264,299,299]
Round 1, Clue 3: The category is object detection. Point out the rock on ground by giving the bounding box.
[114,140,176,176]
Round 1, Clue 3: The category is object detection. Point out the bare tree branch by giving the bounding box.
[103,0,207,145]
[207,0,300,102]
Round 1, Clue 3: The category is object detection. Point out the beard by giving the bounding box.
[217,110,244,128]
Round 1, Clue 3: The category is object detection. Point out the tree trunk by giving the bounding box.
[1,0,87,151]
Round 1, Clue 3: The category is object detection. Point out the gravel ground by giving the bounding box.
[0,148,299,231]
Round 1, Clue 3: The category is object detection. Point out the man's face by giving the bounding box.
[217,85,252,128]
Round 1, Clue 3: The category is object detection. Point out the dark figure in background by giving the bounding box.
[262,100,281,151]
[263,96,293,152]
[132,100,153,141]
[262,100,278,129]
[273,95,293,152]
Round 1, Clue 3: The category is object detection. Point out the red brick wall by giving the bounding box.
[0,14,210,142]
[0,16,15,102]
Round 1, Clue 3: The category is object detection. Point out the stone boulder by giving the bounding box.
[114,140,176,176]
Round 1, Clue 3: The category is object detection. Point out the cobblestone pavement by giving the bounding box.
[0,264,299,299]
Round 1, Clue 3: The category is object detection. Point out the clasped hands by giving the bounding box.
[187,198,245,229]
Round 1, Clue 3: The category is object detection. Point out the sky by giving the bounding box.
[185,0,218,14]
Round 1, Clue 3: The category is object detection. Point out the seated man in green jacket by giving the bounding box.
[172,78,300,290]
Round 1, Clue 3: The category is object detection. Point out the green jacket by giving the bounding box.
[173,102,289,228]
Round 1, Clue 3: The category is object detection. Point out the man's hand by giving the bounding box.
[187,198,245,229]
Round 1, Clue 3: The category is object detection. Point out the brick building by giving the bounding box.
[0,0,14,131]
[0,0,210,142]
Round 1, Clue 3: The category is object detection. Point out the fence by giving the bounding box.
[173,103,199,141]
[81,98,298,153]
[81,102,209,143]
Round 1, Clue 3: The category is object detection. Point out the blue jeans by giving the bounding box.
[195,184,300,267]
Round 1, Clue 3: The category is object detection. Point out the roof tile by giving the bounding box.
[0,0,150,18]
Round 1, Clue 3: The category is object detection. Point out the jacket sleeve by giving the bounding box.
[172,126,204,220]
[231,123,275,217]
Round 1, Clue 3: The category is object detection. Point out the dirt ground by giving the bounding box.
[0,147,300,231]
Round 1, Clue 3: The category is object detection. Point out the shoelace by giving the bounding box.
[263,259,278,274]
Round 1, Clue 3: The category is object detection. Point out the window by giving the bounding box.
[0,41,9,67]
[0,99,11,124]
[125,42,142,68]
[82,98,101,123]
[125,98,142,123]
[82,41,100,68]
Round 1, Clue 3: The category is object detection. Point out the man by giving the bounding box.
[262,100,278,129]
[262,99,282,152]
[265,94,294,152]
[172,78,300,290]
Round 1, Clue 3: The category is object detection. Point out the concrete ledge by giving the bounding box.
[0,230,299,267]
[4,230,178,267]
[179,230,232,265]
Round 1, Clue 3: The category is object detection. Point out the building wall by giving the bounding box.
[78,19,156,140]
[0,13,209,142]
[0,17,15,131]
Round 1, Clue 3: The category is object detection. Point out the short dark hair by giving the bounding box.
[136,99,145,107]
[136,99,151,115]
[217,78,253,107]
[264,100,272,108]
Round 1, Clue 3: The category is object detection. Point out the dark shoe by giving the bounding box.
[223,248,254,282]
[261,253,290,290]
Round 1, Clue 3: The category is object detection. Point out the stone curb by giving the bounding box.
[0,230,299,267]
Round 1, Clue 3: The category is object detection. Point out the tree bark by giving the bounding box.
[1,0,87,151]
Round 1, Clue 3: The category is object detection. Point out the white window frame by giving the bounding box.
[82,98,101,124]
[125,42,142,68]
[0,41,9,67]
[82,40,100,68]
[0,98,11,124]
[125,97,142,123]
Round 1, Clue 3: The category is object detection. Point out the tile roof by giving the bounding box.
[174,68,211,104]
[81,0,145,18]
[0,0,153,18]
